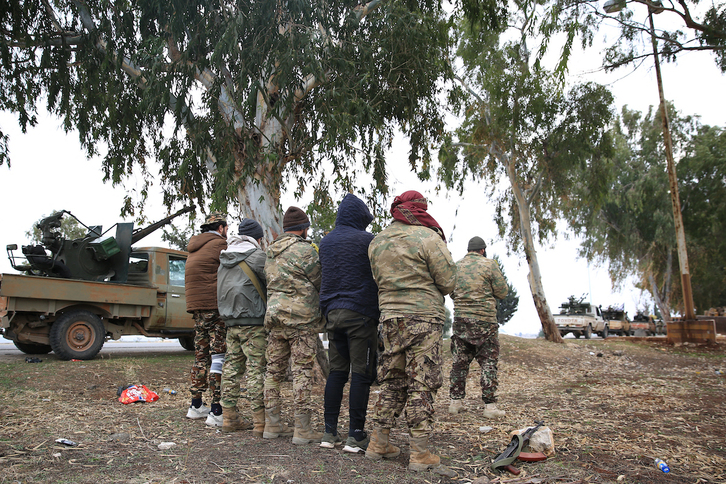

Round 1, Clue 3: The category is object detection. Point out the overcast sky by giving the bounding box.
[1,13,723,337]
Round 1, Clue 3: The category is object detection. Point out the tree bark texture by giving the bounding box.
[504,157,564,343]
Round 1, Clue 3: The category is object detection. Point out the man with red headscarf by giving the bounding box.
[365,190,457,478]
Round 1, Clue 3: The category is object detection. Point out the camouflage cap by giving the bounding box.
[203,211,227,226]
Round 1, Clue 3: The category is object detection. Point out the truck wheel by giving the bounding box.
[178,335,195,351]
[49,310,106,360]
[584,324,592,339]
[13,341,52,355]
[574,332,581,339]
[601,326,609,339]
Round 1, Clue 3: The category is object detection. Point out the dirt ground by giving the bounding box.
[0,335,724,484]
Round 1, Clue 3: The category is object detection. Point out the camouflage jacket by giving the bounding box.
[451,252,508,322]
[368,221,456,322]
[264,233,323,332]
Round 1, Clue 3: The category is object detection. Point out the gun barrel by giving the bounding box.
[131,206,195,245]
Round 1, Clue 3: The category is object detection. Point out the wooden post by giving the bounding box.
[649,11,696,322]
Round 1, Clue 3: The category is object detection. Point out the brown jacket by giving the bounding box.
[185,232,227,312]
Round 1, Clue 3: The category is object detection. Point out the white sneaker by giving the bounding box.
[205,412,223,427]
[186,404,211,419]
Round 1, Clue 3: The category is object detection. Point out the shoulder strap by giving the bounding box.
[238,261,267,304]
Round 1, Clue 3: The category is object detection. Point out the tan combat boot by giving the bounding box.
[252,408,266,438]
[408,435,457,478]
[292,413,324,445]
[365,428,401,460]
[222,407,252,433]
[482,403,506,419]
[448,399,465,414]
[263,406,294,439]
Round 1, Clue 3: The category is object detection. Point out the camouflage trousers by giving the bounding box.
[449,317,500,403]
[264,325,319,414]
[190,310,227,404]
[370,316,443,438]
[221,325,267,413]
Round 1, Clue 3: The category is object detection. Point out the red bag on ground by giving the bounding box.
[118,385,159,404]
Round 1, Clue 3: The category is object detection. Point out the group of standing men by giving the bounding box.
[183,190,509,477]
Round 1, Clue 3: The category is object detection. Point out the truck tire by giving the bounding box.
[49,310,106,360]
[178,335,195,351]
[13,341,52,355]
[584,324,592,339]
[601,325,609,339]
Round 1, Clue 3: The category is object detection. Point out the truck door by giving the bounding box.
[166,255,194,329]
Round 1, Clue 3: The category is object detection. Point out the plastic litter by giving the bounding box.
[118,385,159,404]
[25,357,42,363]
[479,426,493,433]
[162,388,177,395]
[655,457,670,473]
[158,442,176,450]
[55,439,77,446]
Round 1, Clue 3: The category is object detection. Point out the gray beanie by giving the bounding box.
[467,236,487,252]
[238,218,264,240]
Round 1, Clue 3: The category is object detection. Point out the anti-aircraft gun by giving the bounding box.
[7,206,194,283]
[1,206,198,360]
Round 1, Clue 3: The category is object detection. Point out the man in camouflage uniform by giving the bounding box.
[218,218,268,436]
[448,236,508,418]
[365,190,457,478]
[262,206,324,445]
[185,212,228,426]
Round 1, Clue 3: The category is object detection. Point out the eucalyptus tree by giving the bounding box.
[439,1,615,342]
[537,0,726,73]
[0,0,504,235]
[675,125,726,311]
[569,106,726,318]
[572,107,676,319]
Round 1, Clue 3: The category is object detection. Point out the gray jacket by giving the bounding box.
[217,235,267,326]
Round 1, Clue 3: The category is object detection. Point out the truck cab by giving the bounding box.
[554,296,608,339]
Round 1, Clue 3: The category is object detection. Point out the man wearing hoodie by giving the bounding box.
[217,218,268,436]
[262,206,324,445]
[318,194,379,453]
[185,212,228,426]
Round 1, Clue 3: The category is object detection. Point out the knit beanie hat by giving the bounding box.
[283,206,311,232]
[238,218,264,240]
[468,236,487,251]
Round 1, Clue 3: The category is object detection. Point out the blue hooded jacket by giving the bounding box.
[318,193,380,320]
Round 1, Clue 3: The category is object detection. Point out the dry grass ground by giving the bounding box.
[0,335,724,484]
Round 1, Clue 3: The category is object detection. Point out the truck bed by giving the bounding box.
[0,273,157,319]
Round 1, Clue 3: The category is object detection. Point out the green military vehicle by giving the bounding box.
[0,208,196,360]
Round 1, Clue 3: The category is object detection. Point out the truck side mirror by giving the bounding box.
[7,244,18,250]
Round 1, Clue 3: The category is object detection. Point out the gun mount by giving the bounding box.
[6,206,194,283]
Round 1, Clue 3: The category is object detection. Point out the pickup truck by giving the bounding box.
[554,297,609,339]
[601,306,631,336]
[1,247,195,360]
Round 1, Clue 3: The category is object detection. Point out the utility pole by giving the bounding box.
[648,10,695,321]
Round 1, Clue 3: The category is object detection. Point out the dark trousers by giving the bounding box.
[323,308,377,436]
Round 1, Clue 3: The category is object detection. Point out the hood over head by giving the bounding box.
[219,234,260,267]
[335,193,374,231]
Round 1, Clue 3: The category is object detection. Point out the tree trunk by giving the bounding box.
[649,273,671,322]
[504,157,564,343]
